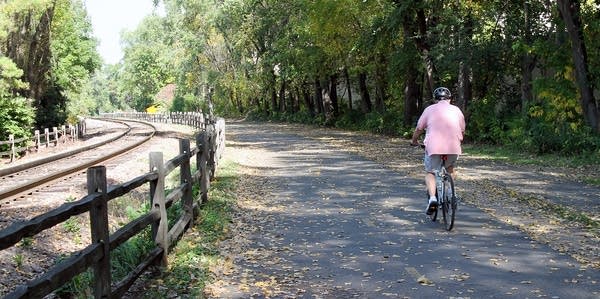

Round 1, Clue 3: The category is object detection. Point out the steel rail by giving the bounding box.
[0,119,156,201]
[0,119,131,177]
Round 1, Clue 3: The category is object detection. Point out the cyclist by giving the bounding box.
[411,87,466,215]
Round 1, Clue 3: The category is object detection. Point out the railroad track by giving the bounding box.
[0,118,156,215]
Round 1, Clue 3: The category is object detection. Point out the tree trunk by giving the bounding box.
[293,86,300,113]
[358,72,372,113]
[329,74,339,117]
[520,1,535,115]
[404,66,421,127]
[302,83,315,116]
[457,61,472,113]
[415,7,438,95]
[556,0,599,132]
[6,5,55,103]
[374,54,387,113]
[344,67,353,110]
[314,78,324,115]
[270,71,277,115]
[401,6,421,126]
[454,10,473,114]
[278,79,286,112]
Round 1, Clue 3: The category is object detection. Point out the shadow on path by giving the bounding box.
[209,121,600,298]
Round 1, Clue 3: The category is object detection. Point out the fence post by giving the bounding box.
[179,139,194,223]
[206,123,216,181]
[44,128,50,147]
[9,134,15,162]
[78,118,86,137]
[149,152,169,267]
[34,130,40,152]
[61,125,66,143]
[196,132,209,204]
[87,166,111,299]
[53,127,58,146]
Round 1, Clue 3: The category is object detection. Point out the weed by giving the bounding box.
[136,159,238,298]
[63,217,80,234]
[18,237,33,248]
[13,254,23,269]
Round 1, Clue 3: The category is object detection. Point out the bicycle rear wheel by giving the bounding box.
[441,175,456,231]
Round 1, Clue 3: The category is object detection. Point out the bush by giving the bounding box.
[0,57,35,144]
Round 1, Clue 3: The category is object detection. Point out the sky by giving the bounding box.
[84,0,162,65]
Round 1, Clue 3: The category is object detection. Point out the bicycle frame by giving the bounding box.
[413,143,457,230]
[432,154,457,231]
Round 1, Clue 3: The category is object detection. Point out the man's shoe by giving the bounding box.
[426,198,438,215]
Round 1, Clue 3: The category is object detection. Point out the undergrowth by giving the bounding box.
[55,159,238,298]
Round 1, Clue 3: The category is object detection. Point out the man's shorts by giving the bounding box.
[424,153,459,173]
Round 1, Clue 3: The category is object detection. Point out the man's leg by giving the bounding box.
[424,154,440,214]
[426,172,436,197]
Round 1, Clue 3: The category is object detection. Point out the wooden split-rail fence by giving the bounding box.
[0,124,82,163]
[0,112,225,298]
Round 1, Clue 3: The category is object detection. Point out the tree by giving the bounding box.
[120,14,175,111]
[0,57,36,141]
[2,0,54,103]
[556,0,599,132]
[1,0,100,127]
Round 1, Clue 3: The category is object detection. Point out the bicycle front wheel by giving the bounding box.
[441,175,456,231]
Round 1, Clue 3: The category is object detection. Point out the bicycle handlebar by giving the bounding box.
[410,142,425,149]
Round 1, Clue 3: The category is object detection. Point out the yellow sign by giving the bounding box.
[146,105,159,113]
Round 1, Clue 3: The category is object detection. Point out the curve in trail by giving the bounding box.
[213,121,600,299]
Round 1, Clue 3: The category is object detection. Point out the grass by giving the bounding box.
[463,143,590,167]
[54,157,238,298]
[137,158,238,298]
[463,143,600,186]
[515,193,600,230]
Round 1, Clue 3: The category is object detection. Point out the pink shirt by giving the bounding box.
[416,100,465,155]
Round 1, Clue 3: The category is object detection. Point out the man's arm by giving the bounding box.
[411,128,424,146]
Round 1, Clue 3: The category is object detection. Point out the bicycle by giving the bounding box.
[414,144,457,231]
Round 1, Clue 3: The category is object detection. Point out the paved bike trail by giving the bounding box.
[211,121,600,298]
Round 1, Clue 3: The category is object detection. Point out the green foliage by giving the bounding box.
[138,159,239,298]
[170,93,205,112]
[0,0,100,128]
[120,15,176,111]
[18,237,33,248]
[94,0,600,157]
[467,96,506,144]
[0,56,35,142]
[88,65,131,114]
[62,217,81,234]
[54,268,93,298]
[335,109,406,136]
[13,254,24,269]
[51,0,101,120]
[56,200,154,297]
[467,75,600,155]
[51,0,101,94]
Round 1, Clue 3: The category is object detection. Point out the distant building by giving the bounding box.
[147,83,176,113]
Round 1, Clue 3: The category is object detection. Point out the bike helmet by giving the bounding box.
[433,87,452,101]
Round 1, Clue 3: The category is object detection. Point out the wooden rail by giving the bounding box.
[101,111,207,128]
[0,124,82,163]
[0,113,225,299]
